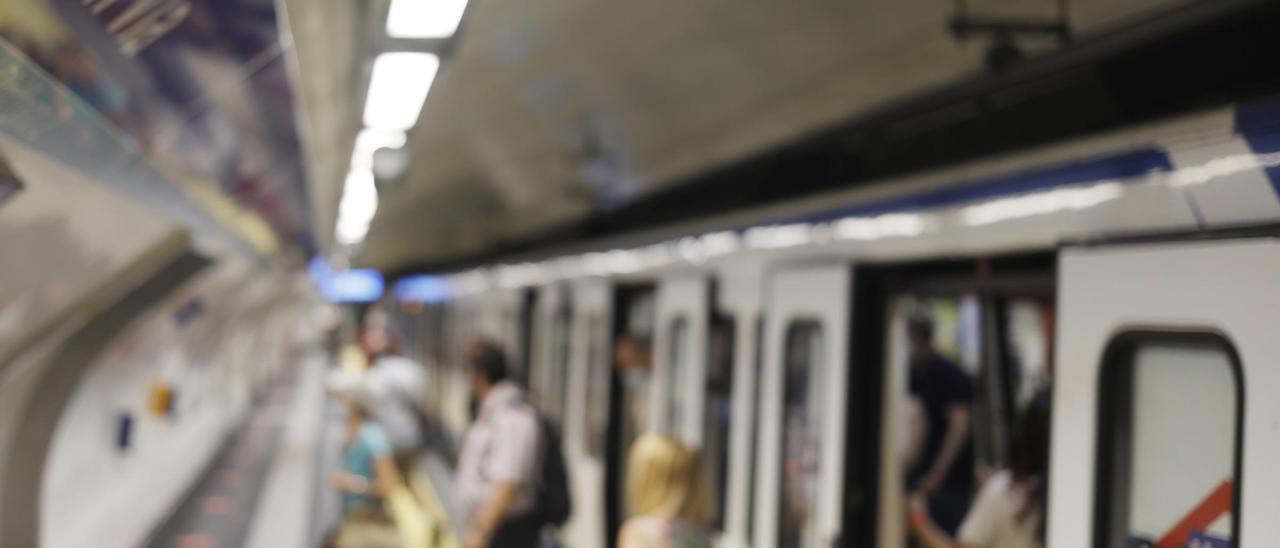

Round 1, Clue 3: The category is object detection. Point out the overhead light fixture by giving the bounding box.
[363,52,440,131]
[335,169,379,245]
[351,128,406,171]
[386,0,470,39]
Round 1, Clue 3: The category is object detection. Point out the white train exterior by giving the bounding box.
[408,98,1280,548]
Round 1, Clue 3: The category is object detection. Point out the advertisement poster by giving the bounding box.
[0,0,311,250]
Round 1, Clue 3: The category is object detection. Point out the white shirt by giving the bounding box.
[958,471,1042,548]
[363,355,427,453]
[455,382,541,529]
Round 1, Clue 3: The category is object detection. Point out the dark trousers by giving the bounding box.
[928,484,972,535]
[489,513,542,548]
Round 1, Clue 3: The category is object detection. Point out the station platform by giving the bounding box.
[137,348,461,548]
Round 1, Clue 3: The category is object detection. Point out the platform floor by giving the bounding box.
[139,350,460,548]
[144,375,295,548]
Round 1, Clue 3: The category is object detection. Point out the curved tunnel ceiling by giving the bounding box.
[286,0,1191,272]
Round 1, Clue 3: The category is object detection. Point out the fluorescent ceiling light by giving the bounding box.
[363,52,440,131]
[386,0,469,39]
[351,128,406,171]
[335,169,379,245]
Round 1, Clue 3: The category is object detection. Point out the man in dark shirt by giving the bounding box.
[906,314,974,535]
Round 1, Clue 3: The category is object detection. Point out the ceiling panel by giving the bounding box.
[287,0,1189,269]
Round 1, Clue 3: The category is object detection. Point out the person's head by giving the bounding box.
[907,313,935,367]
[465,335,487,363]
[334,386,376,429]
[626,434,710,522]
[361,324,403,364]
[342,395,368,422]
[615,334,652,372]
[469,340,509,399]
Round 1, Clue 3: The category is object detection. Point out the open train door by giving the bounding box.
[652,273,710,445]
[1053,237,1280,547]
[755,263,850,548]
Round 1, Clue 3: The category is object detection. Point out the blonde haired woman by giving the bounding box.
[618,434,714,548]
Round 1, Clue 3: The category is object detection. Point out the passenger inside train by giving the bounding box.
[4,0,1278,547]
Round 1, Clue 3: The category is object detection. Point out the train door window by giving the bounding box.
[1096,333,1242,548]
[779,321,825,548]
[1002,298,1052,414]
[546,306,572,430]
[703,315,735,530]
[517,290,537,390]
[666,316,690,435]
[585,314,608,458]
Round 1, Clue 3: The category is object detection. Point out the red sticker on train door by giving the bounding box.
[1156,480,1233,548]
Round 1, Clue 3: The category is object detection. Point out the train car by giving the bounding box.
[391,97,1280,548]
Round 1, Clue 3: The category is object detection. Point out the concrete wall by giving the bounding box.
[37,264,302,548]
[0,134,313,547]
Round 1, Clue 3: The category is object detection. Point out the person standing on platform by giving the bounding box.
[617,433,713,548]
[361,323,429,480]
[330,393,404,548]
[906,314,975,536]
[456,343,543,548]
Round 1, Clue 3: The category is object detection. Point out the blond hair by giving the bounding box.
[625,434,711,521]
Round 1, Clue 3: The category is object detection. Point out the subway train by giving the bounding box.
[383,98,1280,548]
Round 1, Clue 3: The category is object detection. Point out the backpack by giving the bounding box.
[534,416,572,527]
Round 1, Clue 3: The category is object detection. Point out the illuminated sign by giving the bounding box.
[308,257,384,303]
[395,275,451,303]
[324,270,384,303]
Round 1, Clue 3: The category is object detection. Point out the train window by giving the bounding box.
[703,316,735,530]
[545,306,573,430]
[1003,299,1052,414]
[779,320,825,548]
[584,314,608,458]
[665,316,690,435]
[1096,332,1242,548]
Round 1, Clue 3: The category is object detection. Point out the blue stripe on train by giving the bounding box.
[1234,98,1280,199]
[781,147,1174,225]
